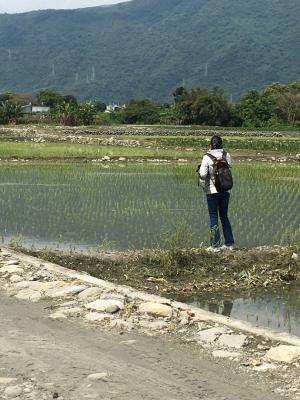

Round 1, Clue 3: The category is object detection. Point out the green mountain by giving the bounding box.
[0,0,299,103]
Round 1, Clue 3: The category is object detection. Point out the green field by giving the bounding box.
[0,162,299,250]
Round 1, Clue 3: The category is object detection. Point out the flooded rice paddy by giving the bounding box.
[0,162,299,250]
[176,283,300,336]
[0,161,299,335]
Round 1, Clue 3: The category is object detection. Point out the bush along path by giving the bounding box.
[0,247,300,399]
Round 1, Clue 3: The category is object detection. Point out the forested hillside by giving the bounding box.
[0,0,299,102]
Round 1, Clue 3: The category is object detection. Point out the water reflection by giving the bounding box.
[177,285,300,336]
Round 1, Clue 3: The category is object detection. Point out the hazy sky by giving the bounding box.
[0,0,131,14]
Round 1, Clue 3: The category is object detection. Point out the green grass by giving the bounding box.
[0,142,197,158]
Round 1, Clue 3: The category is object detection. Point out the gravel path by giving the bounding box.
[0,290,286,400]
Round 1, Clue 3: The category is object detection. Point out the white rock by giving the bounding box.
[0,266,24,274]
[5,260,20,266]
[45,285,88,298]
[217,334,247,348]
[291,253,298,261]
[101,292,125,302]
[85,299,124,314]
[102,156,110,161]
[86,372,109,382]
[253,363,278,371]
[139,320,169,330]
[60,307,82,315]
[4,385,23,398]
[119,340,137,345]
[49,312,67,320]
[138,302,172,318]
[0,377,17,384]
[85,312,113,322]
[197,327,229,343]
[15,289,42,302]
[15,281,65,290]
[61,307,82,315]
[1,252,11,257]
[110,319,134,331]
[212,350,241,358]
[78,287,102,299]
[266,345,300,363]
[9,275,23,283]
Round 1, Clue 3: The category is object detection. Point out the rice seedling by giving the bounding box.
[0,162,298,251]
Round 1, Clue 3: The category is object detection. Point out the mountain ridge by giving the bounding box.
[0,0,299,102]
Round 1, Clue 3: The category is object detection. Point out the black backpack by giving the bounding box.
[207,151,233,192]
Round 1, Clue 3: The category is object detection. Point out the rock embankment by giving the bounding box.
[0,247,300,399]
[0,125,286,140]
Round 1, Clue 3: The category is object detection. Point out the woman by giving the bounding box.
[199,134,234,251]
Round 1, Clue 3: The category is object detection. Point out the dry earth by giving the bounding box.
[0,248,299,400]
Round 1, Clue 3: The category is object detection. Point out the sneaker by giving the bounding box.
[206,246,221,253]
[220,245,234,251]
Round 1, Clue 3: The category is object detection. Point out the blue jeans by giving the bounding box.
[206,192,234,247]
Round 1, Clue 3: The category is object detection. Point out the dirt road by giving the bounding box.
[0,290,285,400]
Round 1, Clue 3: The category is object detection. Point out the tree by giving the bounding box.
[92,100,106,112]
[37,89,64,108]
[0,100,22,124]
[174,87,232,126]
[118,100,161,124]
[237,90,275,127]
[276,92,300,126]
[0,92,14,103]
[78,102,97,125]
[53,102,78,126]
[63,95,78,106]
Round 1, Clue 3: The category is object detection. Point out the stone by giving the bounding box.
[1,251,11,257]
[78,287,102,300]
[86,373,109,382]
[217,334,247,348]
[101,292,125,302]
[292,253,298,261]
[138,302,172,318]
[253,363,278,371]
[9,275,23,283]
[266,345,300,363]
[109,319,134,331]
[139,320,169,330]
[85,312,113,322]
[119,340,137,345]
[15,289,42,302]
[45,285,88,298]
[15,281,65,290]
[0,377,17,384]
[4,385,23,398]
[0,266,24,274]
[212,350,241,359]
[84,299,124,314]
[197,326,229,343]
[49,312,67,320]
[5,260,20,266]
[61,307,82,315]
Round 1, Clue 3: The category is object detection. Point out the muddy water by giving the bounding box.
[176,284,300,336]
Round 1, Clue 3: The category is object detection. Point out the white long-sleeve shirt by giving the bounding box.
[199,149,232,194]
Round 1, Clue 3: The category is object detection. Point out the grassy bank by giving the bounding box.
[22,246,300,297]
[0,140,299,161]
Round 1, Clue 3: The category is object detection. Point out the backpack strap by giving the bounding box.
[206,153,216,185]
[207,153,217,162]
